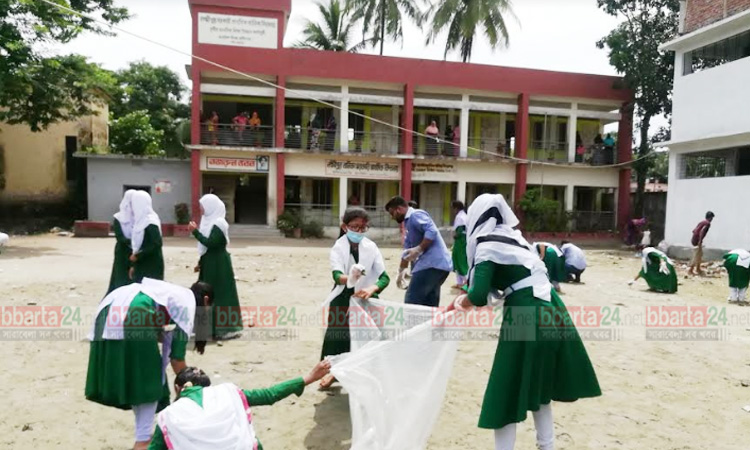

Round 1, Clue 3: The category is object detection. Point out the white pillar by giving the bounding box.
[391,105,400,154]
[565,184,575,212]
[457,180,467,204]
[567,103,578,163]
[340,86,349,153]
[339,176,348,220]
[460,94,470,158]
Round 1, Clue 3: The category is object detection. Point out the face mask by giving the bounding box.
[346,229,365,244]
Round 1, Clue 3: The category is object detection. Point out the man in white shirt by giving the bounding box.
[560,241,587,283]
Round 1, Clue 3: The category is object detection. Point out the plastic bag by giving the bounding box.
[330,297,459,450]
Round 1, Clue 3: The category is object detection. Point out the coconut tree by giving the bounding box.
[348,0,424,55]
[425,0,515,63]
[296,0,365,52]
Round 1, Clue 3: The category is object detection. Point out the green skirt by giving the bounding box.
[543,248,565,283]
[452,233,469,277]
[321,288,353,359]
[640,261,678,293]
[724,254,750,289]
[199,250,243,338]
[478,289,601,429]
[106,241,132,295]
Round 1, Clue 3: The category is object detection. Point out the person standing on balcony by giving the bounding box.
[207,111,219,146]
[603,133,616,164]
[385,196,452,307]
[249,111,262,147]
[688,211,715,276]
[188,194,244,340]
[310,114,323,151]
[232,112,248,145]
[451,201,469,289]
[425,120,440,155]
[575,132,585,163]
[325,114,337,152]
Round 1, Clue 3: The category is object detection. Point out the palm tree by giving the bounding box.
[295,0,365,52]
[425,0,515,63]
[349,0,424,56]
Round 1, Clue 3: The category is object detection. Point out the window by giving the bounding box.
[683,154,727,178]
[683,30,750,75]
[737,148,750,176]
[680,147,750,178]
[364,182,377,207]
[312,179,333,206]
[65,136,80,181]
[284,177,301,204]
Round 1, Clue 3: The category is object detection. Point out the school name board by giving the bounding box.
[412,163,457,180]
[198,13,278,49]
[325,160,401,180]
[206,156,270,172]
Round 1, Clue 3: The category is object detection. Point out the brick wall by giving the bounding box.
[684,0,750,34]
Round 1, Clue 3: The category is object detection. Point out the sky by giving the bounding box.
[60,0,625,88]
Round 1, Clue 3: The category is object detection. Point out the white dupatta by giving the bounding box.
[114,190,136,239]
[158,383,257,450]
[453,210,467,230]
[197,194,230,256]
[466,194,551,302]
[131,191,162,253]
[535,242,563,257]
[322,235,386,307]
[642,247,673,275]
[729,249,750,269]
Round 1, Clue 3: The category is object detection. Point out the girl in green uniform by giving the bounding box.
[534,242,565,293]
[107,189,135,294]
[449,194,601,450]
[451,200,469,289]
[723,249,750,303]
[319,207,390,389]
[147,361,331,449]
[629,247,678,293]
[188,194,243,339]
[86,279,213,450]
[130,191,165,283]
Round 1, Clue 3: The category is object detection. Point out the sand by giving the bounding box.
[2,234,750,449]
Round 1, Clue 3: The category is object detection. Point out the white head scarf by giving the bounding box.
[113,190,136,239]
[453,209,467,230]
[198,194,230,256]
[642,247,673,274]
[729,249,750,269]
[131,191,162,254]
[466,194,551,300]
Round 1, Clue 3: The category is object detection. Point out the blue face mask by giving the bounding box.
[346,229,365,244]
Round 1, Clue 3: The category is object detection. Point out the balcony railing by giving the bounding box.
[529,141,568,162]
[467,137,513,160]
[201,124,274,148]
[284,203,339,226]
[569,211,616,232]
[412,135,460,157]
[583,144,616,166]
[350,131,400,155]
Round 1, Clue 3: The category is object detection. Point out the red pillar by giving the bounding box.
[617,102,634,233]
[513,93,530,210]
[190,62,202,221]
[275,76,286,216]
[400,83,414,200]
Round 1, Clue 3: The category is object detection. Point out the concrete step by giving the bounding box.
[230,225,282,239]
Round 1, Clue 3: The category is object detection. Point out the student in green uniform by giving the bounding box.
[629,247,678,293]
[534,242,565,293]
[147,360,331,449]
[86,279,214,450]
[451,200,469,289]
[188,194,243,339]
[107,189,135,294]
[319,207,390,390]
[129,191,165,283]
[448,194,601,450]
[723,249,750,303]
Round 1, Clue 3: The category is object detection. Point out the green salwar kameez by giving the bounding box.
[321,247,390,359]
[85,292,188,410]
[107,219,132,295]
[452,225,469,277]
[542,247,566,284]
[193,226,243,338]
[468,261,601,429]
[148,378,306,450]
[133,224,164,283]
[639,253,678,293]
[724,253,750,289]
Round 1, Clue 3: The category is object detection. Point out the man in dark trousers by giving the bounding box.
[688,211,715,276]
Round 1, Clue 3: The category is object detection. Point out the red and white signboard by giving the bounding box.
[206,156,270,172]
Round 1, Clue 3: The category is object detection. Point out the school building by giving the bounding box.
[186,0,634,233]
[660,0,750,255]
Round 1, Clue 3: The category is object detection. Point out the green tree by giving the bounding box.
[109,110,164,156]
[425,0,514,62]
[296,0,366,52]
[0,0,128,131]
[349,0,424,55]
[596,0,678,215]
[111,61,189,156]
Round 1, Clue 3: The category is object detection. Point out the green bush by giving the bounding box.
[302,220,324,239]
[174,203,190,225]
[110,110,165,156]
[519,188,569,232]
[276,209,302,234]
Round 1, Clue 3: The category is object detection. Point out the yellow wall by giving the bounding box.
[0,104,108,201]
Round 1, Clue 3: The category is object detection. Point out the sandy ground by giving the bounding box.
[2,234,750,449]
